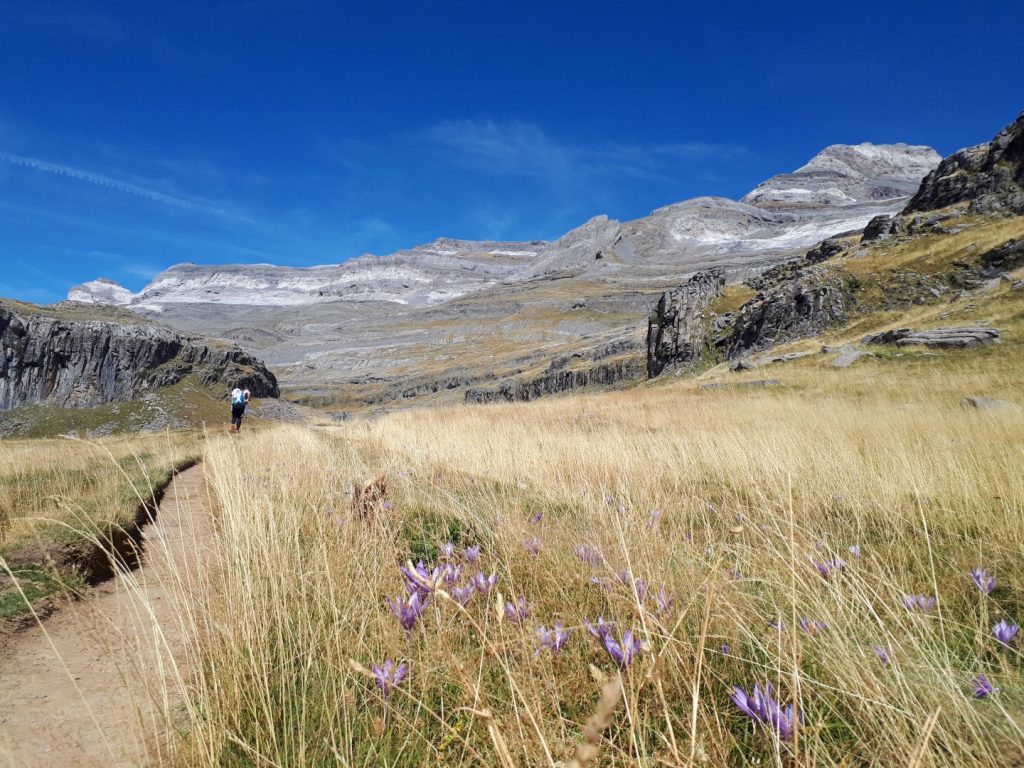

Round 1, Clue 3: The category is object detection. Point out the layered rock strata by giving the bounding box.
[0,303,278,411]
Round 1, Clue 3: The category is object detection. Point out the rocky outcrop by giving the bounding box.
[464,358,641,404]
[905,112,1024,215]
[646,270,725,377]
[863,327,1001,349]
[0,303,278,411]
[726,268,852,357]
[980,239,1024,275]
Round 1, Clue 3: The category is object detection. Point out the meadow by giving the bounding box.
[0,432,198,619]
[164,334,1024,766]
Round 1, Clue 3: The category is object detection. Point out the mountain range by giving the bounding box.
[66,141,941,413]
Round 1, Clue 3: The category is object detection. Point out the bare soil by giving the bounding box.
[0,465,212,767]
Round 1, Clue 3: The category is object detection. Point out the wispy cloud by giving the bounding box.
[414,119,746,183]
[0,151,255,223]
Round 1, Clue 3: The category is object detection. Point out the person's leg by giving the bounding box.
[237,405,245,431]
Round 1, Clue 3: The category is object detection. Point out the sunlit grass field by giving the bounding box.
[168,330,1024,765]
[0,432,198,618]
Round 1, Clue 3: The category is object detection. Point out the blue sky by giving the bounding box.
[1,0,1022,303]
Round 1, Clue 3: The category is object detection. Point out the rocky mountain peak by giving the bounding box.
[905,112,1024,215]
[742,142,940,210]
[67,278,135,306]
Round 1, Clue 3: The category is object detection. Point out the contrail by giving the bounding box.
[0,151,254,223]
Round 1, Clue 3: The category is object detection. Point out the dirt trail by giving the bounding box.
[0,465,213,768]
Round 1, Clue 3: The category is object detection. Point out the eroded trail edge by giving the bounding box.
[0,464,213,768]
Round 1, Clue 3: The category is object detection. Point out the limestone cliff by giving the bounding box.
[0,301,278,411]
[905,112,1024,215]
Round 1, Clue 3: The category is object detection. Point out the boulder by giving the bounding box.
[959,396,1021,411]
[980,239,1024,275]
[863,327,1001,349]
[862,214,903,242]
[831,344,875,368]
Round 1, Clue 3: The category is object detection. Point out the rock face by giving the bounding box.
[727,268,852,357]
[646,270,725,377]
[905,112,1024,215]
[0,303,278,411]
[464,358,641,404]
[863,327,1002,349]
[980,239,1024,274]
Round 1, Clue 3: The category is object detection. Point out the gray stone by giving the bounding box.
[699,382,728,391]
[737,379,782,388]
[728,267,852,357]
[905,111,1024,215]
[959,396,1021,411]
[831,344,875,368]
[768,351,812,364]
[862,214,902,242]
[863,327,1001,349]
[646,270,725,378]
[730,358,758,372]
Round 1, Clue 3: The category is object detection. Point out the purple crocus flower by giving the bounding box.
[387,593,426,633]
[731,683,801,740]
[848,545,862,559]
[584,617,615,641]
[646,509,662,529]
[451,583,476,606]
[464,545,481,564]
[529,510,543,525]
[813,558,845,580]
[735,513,746,523]
[589,576,611,590]
[572,543,604,566]
[768,617,786,633]
[442,563,462,586]
[536,622,570,654]
[721,643,732,655]
[813,541,825,552]
[973,673,997,698]
[872,645,892,667]
[504,597,530,624]
[440,541,456,559]
[992,620,1020,647]
[603,629,643,667]
[401,561,442,599]
[651,587,675,616]
[970,568,996,595]
[798,618,827,636]
[372,659,408,700]
[472,571,497,595]
[522,537,542,556]
[902,594,937,613]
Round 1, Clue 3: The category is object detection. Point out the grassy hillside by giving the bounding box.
[0,431,199,620]
[163,280,1024,765]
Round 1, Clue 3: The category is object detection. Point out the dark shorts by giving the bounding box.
[231,402,246,426]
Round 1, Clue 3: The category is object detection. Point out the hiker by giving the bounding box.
[230,385,251,433]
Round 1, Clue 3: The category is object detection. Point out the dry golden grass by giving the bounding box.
[0,432,199,617]
[170,331,1024,765]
